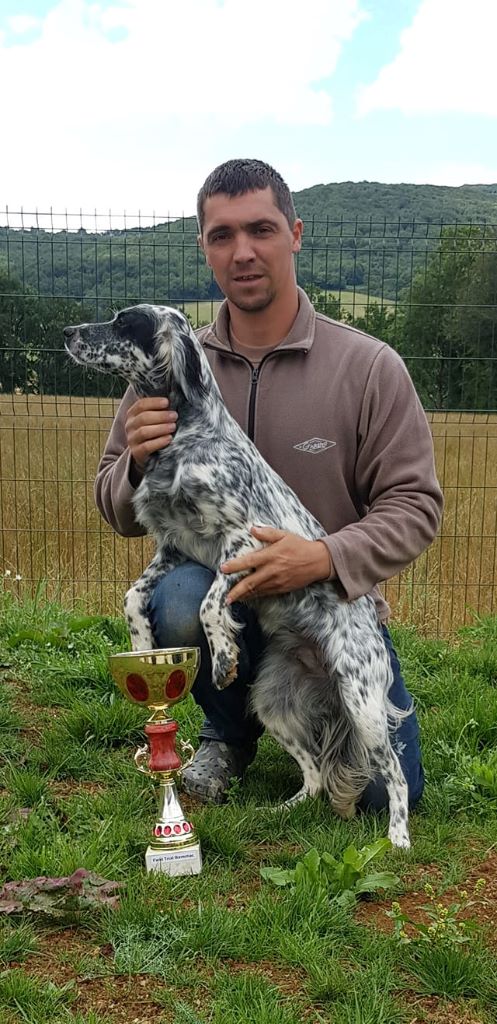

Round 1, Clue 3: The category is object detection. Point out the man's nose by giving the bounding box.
[233,233,256,262]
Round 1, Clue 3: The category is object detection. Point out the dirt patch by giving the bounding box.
[2,673,63,747]
[355,851,497,943]
[16,930,174,1022]
[48,779,108,800]
[463,851,497,935]
[14,928,103,985]
[403,992,487,1023]
[18,932,310,1022]
[74,975,172,1024]
[225,958,307,999]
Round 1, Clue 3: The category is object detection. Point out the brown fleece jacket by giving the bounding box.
[94,289,443,620]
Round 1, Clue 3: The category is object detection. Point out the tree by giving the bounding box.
[346,302,397,346]
[302,284,344,321]
[399,227,497,410]
[0,261,107,396]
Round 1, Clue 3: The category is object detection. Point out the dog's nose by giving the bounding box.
[63,326,77,338]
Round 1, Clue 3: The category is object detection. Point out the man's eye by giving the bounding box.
[254,226,272,235]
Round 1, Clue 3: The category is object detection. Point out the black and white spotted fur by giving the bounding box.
[64,304,411,848]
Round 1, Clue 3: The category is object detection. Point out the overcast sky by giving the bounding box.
[1,0,496,226]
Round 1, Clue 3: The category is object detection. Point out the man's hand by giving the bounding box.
[125,397,178,469]
[221,525,334,603]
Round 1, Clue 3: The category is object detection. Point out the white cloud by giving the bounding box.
[7,15,41,33]
[408,163,497,187]
[1,0,364,215]
[357,0,497,117]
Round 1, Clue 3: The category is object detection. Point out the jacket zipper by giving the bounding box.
[202,342,306,443]
[203,343,265,442]
[247,366,260,441]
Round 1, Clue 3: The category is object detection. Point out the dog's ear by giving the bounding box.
[115,308,157,352]
[176,330,209,403]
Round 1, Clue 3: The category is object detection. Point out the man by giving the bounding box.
[95,158,443,809]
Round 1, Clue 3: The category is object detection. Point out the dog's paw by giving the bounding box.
[211,646,239,690]
[389,824,411,850]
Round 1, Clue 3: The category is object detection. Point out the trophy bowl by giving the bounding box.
[109,646,200,722]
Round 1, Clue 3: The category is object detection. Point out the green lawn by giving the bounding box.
[182,292,393,327]
[0,593,496,1023]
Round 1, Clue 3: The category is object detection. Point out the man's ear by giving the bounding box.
[197,233,210,268]
[291,219,304,255]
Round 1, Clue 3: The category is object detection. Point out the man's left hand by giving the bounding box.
[221,525,333,603]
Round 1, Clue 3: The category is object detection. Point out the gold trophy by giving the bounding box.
[109,647,202,876]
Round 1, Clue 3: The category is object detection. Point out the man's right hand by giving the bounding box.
[125,397,178,469]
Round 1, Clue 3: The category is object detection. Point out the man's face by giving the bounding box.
[199,187,303,313]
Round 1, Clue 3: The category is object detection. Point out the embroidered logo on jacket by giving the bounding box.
[293,437,336,454]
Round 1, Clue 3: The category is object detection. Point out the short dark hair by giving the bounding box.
[197,158,297,233]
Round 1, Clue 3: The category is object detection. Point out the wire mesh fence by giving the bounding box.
[0,210,496,634]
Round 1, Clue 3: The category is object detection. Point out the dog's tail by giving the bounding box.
[319,710,374,818]
[319,662,413,817]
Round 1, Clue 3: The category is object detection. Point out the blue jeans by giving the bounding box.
[149,561,424,811]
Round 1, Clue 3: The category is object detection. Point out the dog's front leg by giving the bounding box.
[124,548,184,652]
[200,534,261,690]
[199,570,244,690]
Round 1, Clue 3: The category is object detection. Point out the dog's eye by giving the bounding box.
[114,314,130,336]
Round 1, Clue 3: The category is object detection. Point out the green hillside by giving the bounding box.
[294,180,497,222]
[1,181,497,307]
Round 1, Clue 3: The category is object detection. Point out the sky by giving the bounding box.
[1,0,497,227]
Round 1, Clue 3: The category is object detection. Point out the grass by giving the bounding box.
[0,971,78,1023]
[0,597,497,1022]
[181,291,391,328]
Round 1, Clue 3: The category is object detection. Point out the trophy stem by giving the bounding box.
[144,720,202,876]
[145,721,182,773]
[145,775,202,876]
[151,775,198,849]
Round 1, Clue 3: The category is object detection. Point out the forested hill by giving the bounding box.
[1,181,497,305]
[293,180,497,223]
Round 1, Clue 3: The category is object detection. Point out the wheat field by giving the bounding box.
[0,394,495,636]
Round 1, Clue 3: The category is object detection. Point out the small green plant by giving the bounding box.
[209,969,304,1024]
[0,922,37,964]
[388,881,497,1000]
[404,942,497,1000]
[387,879,486,946]
[446,750,497,813]
[4,764,50,807]
[261,838,400,906]
[0,970,77,1023]
[171,1005,207,1024]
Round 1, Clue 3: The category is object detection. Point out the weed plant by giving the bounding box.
[0,596,497,1021]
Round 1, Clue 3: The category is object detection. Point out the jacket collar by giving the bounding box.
[200,287,316,355]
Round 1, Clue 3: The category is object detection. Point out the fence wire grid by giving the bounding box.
[0,210,496,635]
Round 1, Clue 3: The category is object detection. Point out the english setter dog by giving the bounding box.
[64,304,411,848]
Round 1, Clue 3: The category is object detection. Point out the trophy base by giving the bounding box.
[145,842,202,876]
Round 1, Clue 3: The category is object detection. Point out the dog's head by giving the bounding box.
[64,304,211,404]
